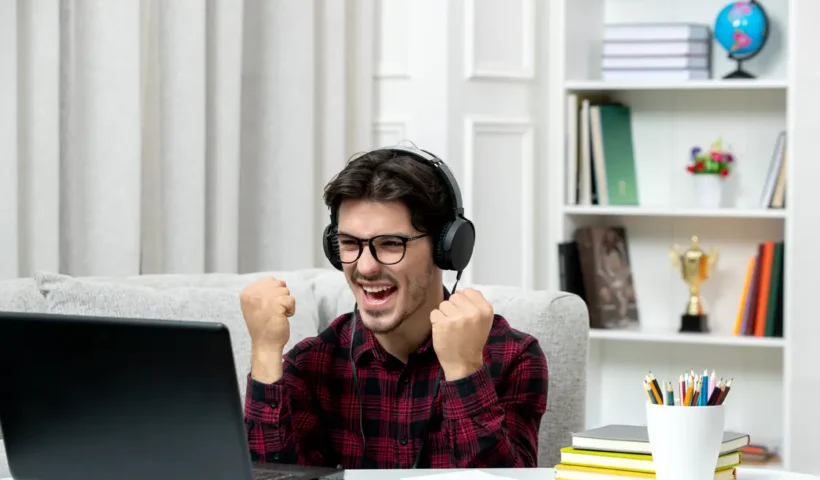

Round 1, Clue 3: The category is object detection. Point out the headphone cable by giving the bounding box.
[351,269,464,469]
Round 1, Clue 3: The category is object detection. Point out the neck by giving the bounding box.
[374,279,444,363]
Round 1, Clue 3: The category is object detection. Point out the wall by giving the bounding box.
[372,0,552,290]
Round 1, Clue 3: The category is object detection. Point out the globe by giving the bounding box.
[713,1,769,79]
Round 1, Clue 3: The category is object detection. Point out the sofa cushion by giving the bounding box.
[33,272,322,406]
[0,278,48,314]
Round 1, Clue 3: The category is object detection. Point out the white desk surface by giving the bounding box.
[339,467,811,479]
[0,466,817,480]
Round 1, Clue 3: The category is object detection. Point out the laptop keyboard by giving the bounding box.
[252,471,304,480]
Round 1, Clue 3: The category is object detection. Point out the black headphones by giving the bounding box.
[322,145,475,273]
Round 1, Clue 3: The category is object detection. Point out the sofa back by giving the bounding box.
[0,269,588,469]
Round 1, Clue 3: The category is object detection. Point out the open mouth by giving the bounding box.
[360,284,398,309]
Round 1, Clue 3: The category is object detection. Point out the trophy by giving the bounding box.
[669,235,719,333]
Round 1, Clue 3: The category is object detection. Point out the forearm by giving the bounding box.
[251,347,284,384]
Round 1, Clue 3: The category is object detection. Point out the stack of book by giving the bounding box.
[602,23,712,81]
[555,425,748,480]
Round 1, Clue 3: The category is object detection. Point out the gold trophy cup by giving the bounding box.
[669,235,719,333]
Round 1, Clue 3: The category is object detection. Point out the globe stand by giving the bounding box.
[723,60,756,79]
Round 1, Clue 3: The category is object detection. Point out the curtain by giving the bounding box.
[0,0,374,279]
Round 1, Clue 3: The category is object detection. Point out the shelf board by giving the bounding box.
[564,79,789,92]
[562,205,787,220]
[588,329,785,348]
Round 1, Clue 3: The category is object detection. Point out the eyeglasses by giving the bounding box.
[328,233,429,265]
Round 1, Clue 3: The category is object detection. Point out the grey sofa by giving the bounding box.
[0,268,588,477]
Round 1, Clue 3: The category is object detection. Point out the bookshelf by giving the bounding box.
[544,0,805,472]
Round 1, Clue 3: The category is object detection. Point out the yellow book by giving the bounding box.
[733,256,756,335]
[555,463,737,480]
[559,447,741,474]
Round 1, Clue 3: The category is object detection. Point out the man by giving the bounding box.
[240,146,548,469]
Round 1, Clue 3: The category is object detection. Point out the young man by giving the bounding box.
[240,146,548,469]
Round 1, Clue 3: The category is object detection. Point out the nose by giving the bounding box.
[355,244,381,275]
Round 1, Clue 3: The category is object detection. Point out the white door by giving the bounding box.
[373,0,546,290]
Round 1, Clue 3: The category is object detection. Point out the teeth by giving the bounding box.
[362,285,393,293]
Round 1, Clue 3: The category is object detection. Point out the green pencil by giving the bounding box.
[665,382,674,405]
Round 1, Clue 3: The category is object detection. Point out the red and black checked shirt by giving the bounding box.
[244,301,549,469]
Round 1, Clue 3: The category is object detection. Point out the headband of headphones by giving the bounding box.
[328,145,465,224]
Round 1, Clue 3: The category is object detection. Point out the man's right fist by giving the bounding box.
[239,277,296,352]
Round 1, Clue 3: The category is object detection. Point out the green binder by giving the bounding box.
[597,104,639,206]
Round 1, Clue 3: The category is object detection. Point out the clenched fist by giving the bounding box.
[239,277,295,383]
[430,288,494,381]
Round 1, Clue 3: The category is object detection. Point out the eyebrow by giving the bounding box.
[336,231,410,238]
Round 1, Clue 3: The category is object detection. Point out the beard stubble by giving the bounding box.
[357,262,436,334]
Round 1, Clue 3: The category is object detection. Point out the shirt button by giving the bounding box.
[270,401,278,408]
[273,453,280,461]
[399,436,408,446]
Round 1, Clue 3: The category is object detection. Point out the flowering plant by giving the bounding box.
[687,139,734,177]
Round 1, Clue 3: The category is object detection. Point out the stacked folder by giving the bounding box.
[602,23,713,81]
[555,425,749,480]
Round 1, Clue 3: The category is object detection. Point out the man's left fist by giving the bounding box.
[430,288,494,381]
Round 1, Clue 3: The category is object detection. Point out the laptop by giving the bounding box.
[0,311,344,480]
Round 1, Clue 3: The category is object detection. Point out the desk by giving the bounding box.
[0,467,817,480]
[340,468,817,479]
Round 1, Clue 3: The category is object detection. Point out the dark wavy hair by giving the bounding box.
[322,149,452,236]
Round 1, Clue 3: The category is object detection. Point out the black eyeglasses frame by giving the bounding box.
[327,232,429,265]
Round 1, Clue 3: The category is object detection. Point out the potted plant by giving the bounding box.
[687,139,733,208]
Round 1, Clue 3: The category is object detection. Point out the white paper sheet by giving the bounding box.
[400,471,518,480]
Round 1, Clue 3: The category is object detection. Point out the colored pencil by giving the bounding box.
[644,381,657,404]
[683,381,694,406]
[700,369,709,406]
[646,373,663,404]
[718,378,733,405]
[707,379,724,405]
[648,372,663,403]
[709,369,716,398]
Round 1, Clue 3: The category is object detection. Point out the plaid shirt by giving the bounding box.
[244,296,549,469]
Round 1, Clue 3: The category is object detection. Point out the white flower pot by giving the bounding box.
[694,174,724,209]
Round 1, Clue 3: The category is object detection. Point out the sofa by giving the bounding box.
[0,268,589,477]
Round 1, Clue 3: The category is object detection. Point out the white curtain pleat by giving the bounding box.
[1,0,373,280]
[205,0,244,274]
[61,0,143,276]
[17,0,62,276]
[0,1,19,278]
[158,0,207,274]
[238,0,317,273]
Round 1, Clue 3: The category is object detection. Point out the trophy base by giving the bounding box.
[680,314,709,333]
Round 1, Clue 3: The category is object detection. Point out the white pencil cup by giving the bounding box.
[646,403,725,480]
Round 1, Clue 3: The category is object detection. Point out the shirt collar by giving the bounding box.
[350,286,451,364]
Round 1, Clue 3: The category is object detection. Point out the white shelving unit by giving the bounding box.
[544,0,808,472]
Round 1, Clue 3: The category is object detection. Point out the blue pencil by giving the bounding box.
[700,369,709,406]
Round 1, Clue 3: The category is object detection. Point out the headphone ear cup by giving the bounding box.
[433,221,453,270]
[434,217,475,272]
[322,224,343,271]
